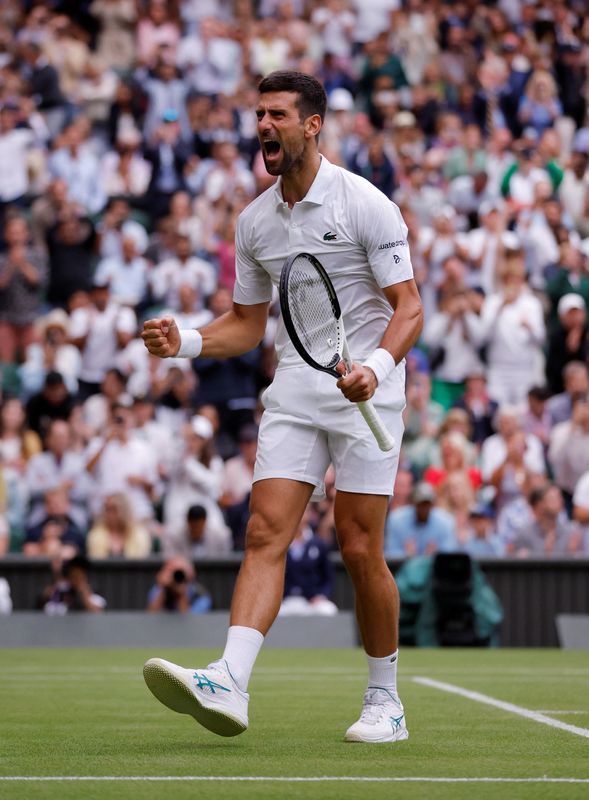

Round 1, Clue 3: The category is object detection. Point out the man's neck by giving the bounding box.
[280,150,322,208]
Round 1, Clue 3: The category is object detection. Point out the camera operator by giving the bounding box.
[147,555,211,614]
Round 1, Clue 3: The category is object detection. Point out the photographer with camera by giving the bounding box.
[147,555,211,614]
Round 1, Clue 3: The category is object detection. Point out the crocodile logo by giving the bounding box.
[323,231,337,241]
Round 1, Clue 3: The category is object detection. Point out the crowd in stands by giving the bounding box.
[1,0,589,598]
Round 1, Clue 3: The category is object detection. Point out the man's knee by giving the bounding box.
[244,508,289,558]
[339,526,381,574]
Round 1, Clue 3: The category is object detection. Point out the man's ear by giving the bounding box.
[304,113,322,139]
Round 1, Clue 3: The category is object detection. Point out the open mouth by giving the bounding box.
[263,140,281,158]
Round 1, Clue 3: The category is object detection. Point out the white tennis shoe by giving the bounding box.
[143,658,248,737]
[344,687,409,743]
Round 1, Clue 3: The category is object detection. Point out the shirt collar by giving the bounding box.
[273,154,333,208]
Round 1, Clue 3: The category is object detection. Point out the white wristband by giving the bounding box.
[362,348,396,386]
[176,329,203,359]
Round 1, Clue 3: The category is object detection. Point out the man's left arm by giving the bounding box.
[337,278,423,403]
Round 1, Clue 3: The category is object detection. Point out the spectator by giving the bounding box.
[23,486,85,558]
[549,393,589,510]
[481,404,545,484]
[93,224,150,308]
[69,277,136,400]
[402,370,445,475]
[90,0,137,72]
[101,129,152,200]
[46,211,96,308]
[144,109,192,220]
[522,386,552,455]
[384,482,457,559]
[423,431,482,494]
[86,492,152,558]
[147,555,211,614]
[150,231,216,311]
[559,151,589,237]
[464,504,504,559]
[572,470,589,554]
[0,396,42,477]
[0,215,48,363]
[453,370,498,447]
[25,371,74,438]
[162,414,230,555]
[546,361,589,428]
[20,310,80,399]
[279,512,337,617]
[477,250,546,405]
[85,402,159,524]
[510,485,579,557]
[25,418,90,530]
[166,502,232,559]
[545,296,589,396]
[48,121,106,215]
[40,555,106,614]
[221,423,259,507]
[517,70,562,139]
[0,103,36,221]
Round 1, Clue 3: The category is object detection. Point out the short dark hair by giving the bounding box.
[258,71,327,124]
[187,504,207,521]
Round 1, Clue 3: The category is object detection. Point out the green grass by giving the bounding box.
[1,648,588,800]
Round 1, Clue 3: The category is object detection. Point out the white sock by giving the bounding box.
[367,650,399,695]
[219,625,264,693]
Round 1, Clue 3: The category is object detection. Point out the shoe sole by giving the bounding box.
[143,660,247,737]
[344,729,409,744]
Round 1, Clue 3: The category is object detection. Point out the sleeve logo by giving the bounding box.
[378,240,407,250]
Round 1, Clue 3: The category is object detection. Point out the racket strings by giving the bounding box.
[289,263,340,368]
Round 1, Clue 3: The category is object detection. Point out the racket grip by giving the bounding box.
[357,400,396,452]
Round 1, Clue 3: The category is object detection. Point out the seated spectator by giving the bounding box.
[163,415,230,554]
[86,492,152,559]
[384,482,457,559]
[0,396,42,476]
[147,555,211,614]
[40,555,106,614]
[48,120,106,215]
[452,370,498,447]
[82,367,132,438]
[423,431,482,492]
[463,504,504,558]
[509,485,580,557]
[546,360,589,428]
[101,129,152,200]
[279,513,337,617]
[164,503,231,559]
[402,371,445,476]
[549,393,589,511]
[93,225,150,308]
[545,243,589,327]
[481,405,546,482]
[522,386,551,454]
[220,424,258,507]
[23,487,85,559]
[545,294,589,396]
[20,310,81,399]
[150,231,216,312]
[572,471,589,554]
[25,371,74,439]
[0,215,48,363]
[435,471,476,547]
[517,70,562,139]
[390,469,415,513]
[25,418,90,530]
[69,276,136,400]
[85,402,160,524]
[488,429,537,512]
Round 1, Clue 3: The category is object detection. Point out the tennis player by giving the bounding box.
[141,71,423,743]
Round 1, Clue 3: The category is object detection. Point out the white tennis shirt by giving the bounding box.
[234,156,414,369]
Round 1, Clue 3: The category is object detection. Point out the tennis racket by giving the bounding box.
[279,251,396,452]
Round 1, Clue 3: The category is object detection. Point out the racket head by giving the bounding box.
[279,252,344,378]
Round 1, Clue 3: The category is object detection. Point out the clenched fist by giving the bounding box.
[141,317,181,358]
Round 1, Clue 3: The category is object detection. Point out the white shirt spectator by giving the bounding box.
[93,255,150,307]
[25,450,91,529]
[150,255,217,310]
[69,302,137,384]
[101,150,152,198]
[48,145,106,215]
[480,431,546,482]
[86,435,159,521]
[177,28,243,95]
[311,4,356,59]
[459,226,520,295]
[421,309,484,383]
[0,127,35,201]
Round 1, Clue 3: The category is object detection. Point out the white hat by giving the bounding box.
[328,88,354,112]
[191,415,214,440]
[121,220,148,254]
[557,293,585,317]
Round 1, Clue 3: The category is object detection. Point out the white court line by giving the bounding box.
[1,777,589,784]
[414,677,589,739]
[535,710,588,716]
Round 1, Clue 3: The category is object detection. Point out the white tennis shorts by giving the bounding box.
[253,365,406,498]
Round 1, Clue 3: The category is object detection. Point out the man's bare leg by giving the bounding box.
[230,477,315,633]
[335,491,398,656]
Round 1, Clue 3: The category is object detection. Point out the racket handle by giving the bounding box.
[357,400,396,452]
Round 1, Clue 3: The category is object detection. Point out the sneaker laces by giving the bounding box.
[359,688,401,725]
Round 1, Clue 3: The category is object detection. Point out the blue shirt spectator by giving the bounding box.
[385,482,457,559]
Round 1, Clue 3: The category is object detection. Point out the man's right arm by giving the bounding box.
[141,301,270,360]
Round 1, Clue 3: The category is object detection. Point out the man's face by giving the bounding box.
[257,91,311,176]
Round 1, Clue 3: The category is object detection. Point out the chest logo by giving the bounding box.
[323,231,337,241]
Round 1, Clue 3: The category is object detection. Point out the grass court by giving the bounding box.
[1,647,588,800]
